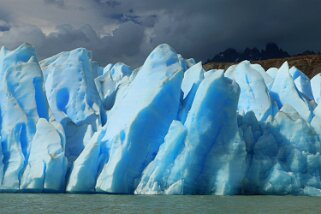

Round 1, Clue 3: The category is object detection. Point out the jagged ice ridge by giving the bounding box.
[1,43,321,195]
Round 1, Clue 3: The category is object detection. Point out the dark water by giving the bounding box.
[0,194,321,214]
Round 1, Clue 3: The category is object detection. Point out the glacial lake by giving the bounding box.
[1,194,321,213]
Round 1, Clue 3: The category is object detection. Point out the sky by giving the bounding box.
[0,0,320,67]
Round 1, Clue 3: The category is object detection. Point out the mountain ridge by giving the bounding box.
[206,42,320,63]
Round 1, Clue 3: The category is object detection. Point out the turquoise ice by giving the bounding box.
[0,43,321,196]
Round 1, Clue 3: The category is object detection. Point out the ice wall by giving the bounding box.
[0,43,321,196]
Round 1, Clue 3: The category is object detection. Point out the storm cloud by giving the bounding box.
[0,0,320,67]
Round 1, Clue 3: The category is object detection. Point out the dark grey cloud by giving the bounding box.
[95,0,121,8]
[0,20,10,31]
[0,0,320,67]
[43,0,64,7]
[0,22,144,66]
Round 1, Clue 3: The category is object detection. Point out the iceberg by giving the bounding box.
[311,73,321,104]
[0,44,53,191]
[1,43,321,195]
[178,62,205,122]
[94,44,184,193]
[244,105,321,195]
[20,119,67,192]
[136,70,246,195]
[40,48,106,164]
[94,63,133,110]
[269,62,313,121]
[225,61,274,121]
[289,66,314,101]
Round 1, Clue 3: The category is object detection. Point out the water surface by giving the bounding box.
[0,194,321,213]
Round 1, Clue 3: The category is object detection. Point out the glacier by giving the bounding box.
[1,43,321,196]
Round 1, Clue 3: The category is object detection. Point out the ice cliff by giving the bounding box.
[1,43,321,196]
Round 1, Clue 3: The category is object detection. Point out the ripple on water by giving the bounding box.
[1,194,321,214]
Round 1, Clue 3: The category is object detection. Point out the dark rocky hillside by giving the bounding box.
[204,43,321,78]
[204,54,321,78]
